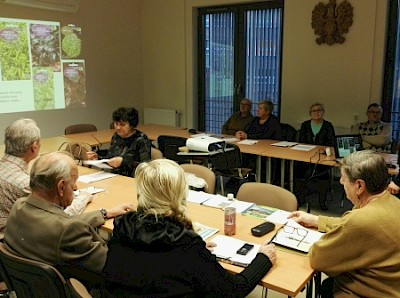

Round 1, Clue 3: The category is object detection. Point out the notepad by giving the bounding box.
[237,139,258,145]
[211,235,260,267]
[271,141,298,147]
[291,144,316,151]
[78,172,117,183]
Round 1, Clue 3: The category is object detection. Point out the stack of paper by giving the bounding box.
[78,172,117,183]
[271,141,298,147]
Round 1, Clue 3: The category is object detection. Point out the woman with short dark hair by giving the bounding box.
[86,107,151,176]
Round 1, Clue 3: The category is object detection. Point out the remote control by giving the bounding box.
[251,222,275,237]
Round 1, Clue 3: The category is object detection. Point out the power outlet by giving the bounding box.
[353,113,359,122]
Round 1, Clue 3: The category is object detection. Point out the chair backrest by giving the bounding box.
[151,147,163,160]
[281,123,297,142]
[211,143,242,173]
[157,135,188,163]
[236,182,298,211]
[180,163,216,194]
[0,243,91,298]
[65,124,97,135]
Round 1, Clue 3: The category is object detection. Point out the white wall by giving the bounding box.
[0,0,142,143]
[142,0,389,134]
[0,0,390,143]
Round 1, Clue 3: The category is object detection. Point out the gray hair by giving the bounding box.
[258,100,274,112]
[30,152,72,193]
[338,150,389,194]
[5,118,41,157]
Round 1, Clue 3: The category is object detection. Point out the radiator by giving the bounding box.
[143,108,180,127]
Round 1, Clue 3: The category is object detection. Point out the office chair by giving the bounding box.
[180,163,216,194]
[157,135,190,164]
[211,143,252,196]
[0,243,91,298]
[236,182,298,212]
[281,123,298,142]
[64,124,97,135]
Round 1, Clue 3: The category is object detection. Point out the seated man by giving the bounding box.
[0,119,90,241]
[352,103,392,152]
[4,152,133,283]
[221,98,254,135]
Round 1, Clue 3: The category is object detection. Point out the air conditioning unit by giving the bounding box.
[3,0,81,13]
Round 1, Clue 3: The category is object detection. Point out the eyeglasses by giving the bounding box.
[367,111,381,115]
[240,103,251,106]
[283,225,309,247]
[310,109,323,113]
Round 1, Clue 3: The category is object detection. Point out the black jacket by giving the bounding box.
[101,211,272,297]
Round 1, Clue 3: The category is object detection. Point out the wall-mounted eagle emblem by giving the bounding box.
[311,0,353,45]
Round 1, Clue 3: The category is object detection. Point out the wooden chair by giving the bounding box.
[151,147,163,160]
[236,182,298,211]
[180,163,216,194]
[64,124,97,135]
[0,243,91,298]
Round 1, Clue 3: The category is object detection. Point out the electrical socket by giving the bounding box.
[353,113,359,122]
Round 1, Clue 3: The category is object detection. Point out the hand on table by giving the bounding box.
[235,131,247,140]
[206,241,217,252]
[107,156,123,168]
[259,242,276,265]
[86,151,98,160]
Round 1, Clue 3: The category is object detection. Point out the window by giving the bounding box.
[383,0,400,140]
[198,1,284,133]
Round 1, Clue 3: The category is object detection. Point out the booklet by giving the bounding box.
[211,235,260,267]
[271,219,323,253]
[193,222,219,240]
[83,159,113,170]
[242,205,278,220]
[291,144,316,151]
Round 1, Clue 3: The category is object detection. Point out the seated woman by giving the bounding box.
[101,159,276,297]
[86,107,151,176]
[289,150,400,297]
[295,103,335,210]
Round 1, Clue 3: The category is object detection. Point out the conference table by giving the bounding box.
[63,124,331,188]
[77,165,316,298]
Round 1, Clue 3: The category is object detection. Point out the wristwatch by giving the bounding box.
[99,208,108,219]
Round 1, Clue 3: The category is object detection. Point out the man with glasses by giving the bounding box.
[288,150,400,297]
[352,103,392,152]
[221,98,254,135]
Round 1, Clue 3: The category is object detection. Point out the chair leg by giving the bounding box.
[219,176,225,196]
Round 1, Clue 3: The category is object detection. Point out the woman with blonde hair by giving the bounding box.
[101,159,276,297]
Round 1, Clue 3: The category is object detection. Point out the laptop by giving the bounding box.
[334,134,363,159]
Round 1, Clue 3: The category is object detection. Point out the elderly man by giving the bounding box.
[352,103,392,152]
[221,98,254,135]
[289,150,400,297]
[4,152,133,281]
[0,118,89,241]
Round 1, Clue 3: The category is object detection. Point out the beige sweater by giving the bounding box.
[310,191,400,297]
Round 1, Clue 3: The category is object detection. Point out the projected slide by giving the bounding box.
[0,17,85,112]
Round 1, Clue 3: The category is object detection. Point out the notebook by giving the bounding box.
[334,134,363,159]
